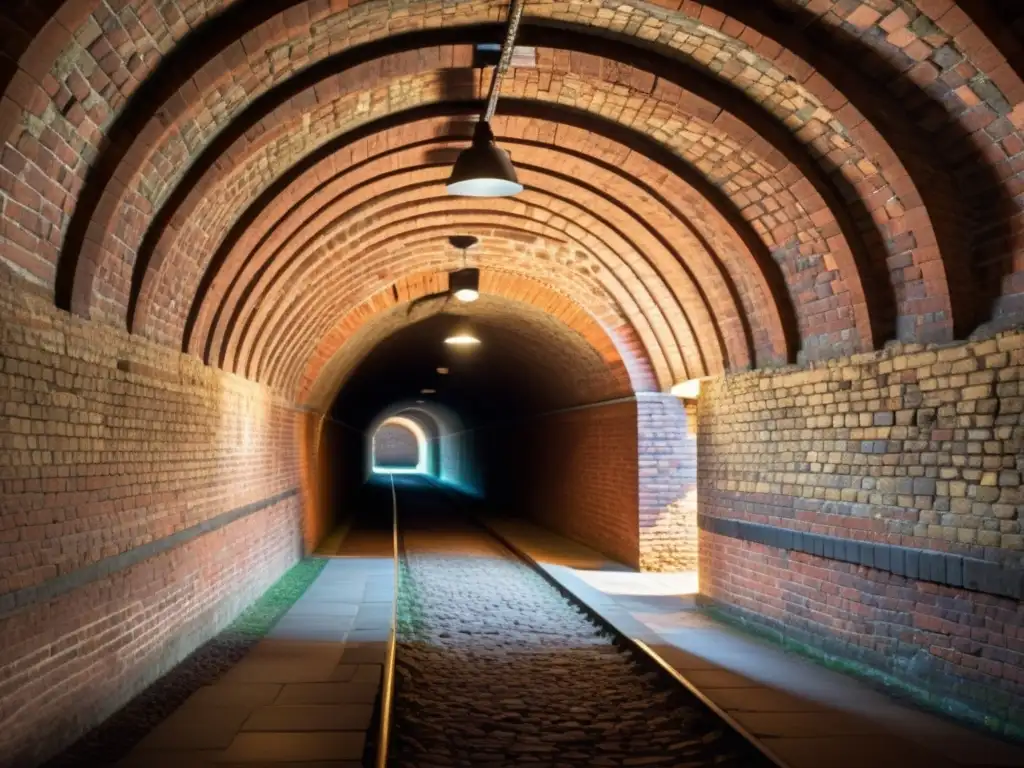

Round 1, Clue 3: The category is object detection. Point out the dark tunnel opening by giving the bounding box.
[318,295,660,561]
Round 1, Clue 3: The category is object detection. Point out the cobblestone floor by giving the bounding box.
[391,500,768,768]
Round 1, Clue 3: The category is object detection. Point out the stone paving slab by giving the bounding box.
[136,705,254,750]
[219,732,365,762]
[117,544,394,767]
[483,515,1024,768]
[242,704,374,732]
[277,681,380,705]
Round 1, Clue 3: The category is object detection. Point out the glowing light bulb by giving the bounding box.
[444,333,480,346]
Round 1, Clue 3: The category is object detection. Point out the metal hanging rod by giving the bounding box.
[483,0,526,123]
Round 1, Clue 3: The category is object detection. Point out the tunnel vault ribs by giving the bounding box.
[4,0,1024,763]
[390,488,769,768]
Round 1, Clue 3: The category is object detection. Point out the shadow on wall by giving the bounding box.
[473,400,643,568]
[315,415,363,543]
[472,395,699,575]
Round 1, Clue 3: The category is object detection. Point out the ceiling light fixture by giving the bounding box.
[445,0,525,198]
[447,122,522,197]
[421,388,436,394]
[444,332,481,346]
[670,378,703,400]
[437,367,449,374]
[449,267,479,302]
[448,235,480,302]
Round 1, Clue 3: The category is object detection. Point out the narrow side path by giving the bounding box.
[484,516,1024,768]
[114,552,393,767]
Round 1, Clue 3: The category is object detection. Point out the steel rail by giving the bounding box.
[373,474,400,768]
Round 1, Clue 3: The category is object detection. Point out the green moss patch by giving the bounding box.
[701,604,1024,743]
[45,556,328,768]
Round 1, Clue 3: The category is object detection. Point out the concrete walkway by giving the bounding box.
[116,529,394,767]
[484,516,1024,768]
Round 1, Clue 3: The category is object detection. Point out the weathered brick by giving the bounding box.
[699,330,1024,728]
[1,0,1024,756]
[0,289,308,764]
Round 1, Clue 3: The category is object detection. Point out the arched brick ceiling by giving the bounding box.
[301,270,642,411]
[2,0,1023,404]
[321,290,633,420]
[185,127,793,388]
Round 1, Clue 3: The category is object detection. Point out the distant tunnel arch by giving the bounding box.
[364,401,476,491]
[371,416,427,473]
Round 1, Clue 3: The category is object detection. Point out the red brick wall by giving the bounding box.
[483,401,641,568]
[698,330,1024,725]
[0,499,300,766]
[0,284,307,764]
[699,530,1024,724]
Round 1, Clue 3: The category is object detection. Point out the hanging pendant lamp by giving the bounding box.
[444,330,481,346]
[446,121,522,197]
[446,0,525,198]
[449,267,480,302]
[447,235,481,301]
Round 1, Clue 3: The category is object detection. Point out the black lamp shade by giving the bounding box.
[449,267,480,302]
[446,122,523,197]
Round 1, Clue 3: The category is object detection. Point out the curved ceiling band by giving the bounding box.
[246,219,676,386]
[178,99,798,378]
[185,129,790,374]
[54,22,888,352]
[0,0,1020,396]
[189,151,748,376]
[300,269,644,411]
[223,178,715,384]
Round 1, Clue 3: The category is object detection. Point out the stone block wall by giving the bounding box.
[698,330,1024,727]
[638,394,698,572]
[0,286,307,764]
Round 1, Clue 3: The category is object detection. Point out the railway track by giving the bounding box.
[374,476,784,768]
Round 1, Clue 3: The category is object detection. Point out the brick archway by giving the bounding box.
[372,417,427,472]
[3,2,1024,761]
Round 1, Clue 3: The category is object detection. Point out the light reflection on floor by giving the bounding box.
[572,569,699,596]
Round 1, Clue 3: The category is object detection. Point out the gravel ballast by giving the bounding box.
[392,507,768,768]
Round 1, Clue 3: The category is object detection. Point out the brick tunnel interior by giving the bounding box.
[2,0,1024,765]
[323,294,694,571]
